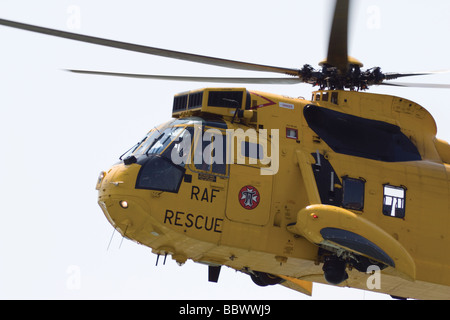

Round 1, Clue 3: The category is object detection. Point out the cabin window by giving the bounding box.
[194,128,227,175]
[286,128,298,140]
[342,177,365,211]
[311,152,343,206]
[212,133,227,174]
[241,141,263,160]
[382,185,406,218]
[331,92,338,104]
[303,105,422,162]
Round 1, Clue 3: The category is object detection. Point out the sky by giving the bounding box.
[1,0,450,300]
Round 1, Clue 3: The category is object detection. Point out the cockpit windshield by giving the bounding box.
[120,119,176,159]
[121,118,203,160]
[146,126,185,155]
[122,117,227,193]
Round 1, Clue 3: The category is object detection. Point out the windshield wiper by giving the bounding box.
[145,133,165,156]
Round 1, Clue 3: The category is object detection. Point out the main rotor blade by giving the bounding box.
[0,18,300,76]
[384,70,450,80]
[326,0,350,73]
[381,82,450,89]
[67,69,303,84]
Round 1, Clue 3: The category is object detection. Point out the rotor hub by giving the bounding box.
[298,61,386,91]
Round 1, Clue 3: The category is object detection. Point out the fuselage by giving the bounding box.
[97,88,450,299]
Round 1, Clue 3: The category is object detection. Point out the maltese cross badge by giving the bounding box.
[238,185,260,210]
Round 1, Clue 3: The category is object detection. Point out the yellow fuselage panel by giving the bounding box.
[97,88,450,299]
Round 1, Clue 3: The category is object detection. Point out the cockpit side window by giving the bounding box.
[212,134,227,175]
[134,124,191,193]
[162,126,194,166]
[193,127,227,175]
[130,117,229,193]
[135,156,185,193]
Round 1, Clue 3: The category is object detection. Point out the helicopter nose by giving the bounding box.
[96,163,149,239]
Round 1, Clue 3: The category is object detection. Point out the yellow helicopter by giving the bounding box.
[2,0,450,300]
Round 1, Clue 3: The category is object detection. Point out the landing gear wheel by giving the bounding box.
[322,256,349,285]
[250,271,284,286]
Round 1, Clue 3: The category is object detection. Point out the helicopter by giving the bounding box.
[2,0,450,300]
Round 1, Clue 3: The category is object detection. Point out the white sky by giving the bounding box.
[1,0,449,300]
